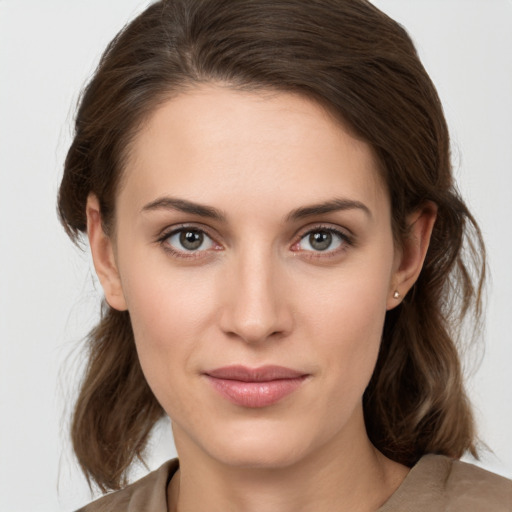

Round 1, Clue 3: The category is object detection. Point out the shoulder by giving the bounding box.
[75,459,179,512]
[443,456,512,509]
[379,454,512,511]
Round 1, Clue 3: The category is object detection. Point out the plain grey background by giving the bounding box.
[1,1,511,510]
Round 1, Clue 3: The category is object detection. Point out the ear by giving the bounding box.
[387,202,437,310]
[86,194,128,311]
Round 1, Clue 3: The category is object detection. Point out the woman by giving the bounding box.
[58,0,511,510]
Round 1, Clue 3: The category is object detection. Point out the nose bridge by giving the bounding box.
[220,241,291,343]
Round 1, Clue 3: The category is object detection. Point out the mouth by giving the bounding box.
[204,365,309,408]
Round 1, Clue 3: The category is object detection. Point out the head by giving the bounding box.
[58,0,485,491]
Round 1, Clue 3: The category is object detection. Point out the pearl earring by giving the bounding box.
[393,291,401,299]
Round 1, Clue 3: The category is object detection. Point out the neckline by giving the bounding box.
[163,455,448,512]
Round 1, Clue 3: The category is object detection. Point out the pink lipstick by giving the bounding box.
[204,365,308,408]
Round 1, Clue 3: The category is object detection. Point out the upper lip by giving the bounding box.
[205,365,307,382]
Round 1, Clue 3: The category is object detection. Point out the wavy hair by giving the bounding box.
[58,0,485,491]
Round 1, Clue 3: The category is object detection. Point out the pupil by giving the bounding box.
[310,231,332,251]
[180,230,203,250]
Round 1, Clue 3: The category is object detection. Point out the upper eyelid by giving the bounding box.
[157,223,218,242]
[294,223,353,241]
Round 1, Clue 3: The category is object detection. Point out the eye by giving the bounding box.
[164,228,217,253]
[293,228,350,253]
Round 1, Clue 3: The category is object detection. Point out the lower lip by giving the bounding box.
[206,376,307,408]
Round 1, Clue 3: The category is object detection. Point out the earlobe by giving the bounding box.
[86,194,128,311]
[387,202,438,310]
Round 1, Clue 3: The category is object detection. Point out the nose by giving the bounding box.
[218,247,293,344]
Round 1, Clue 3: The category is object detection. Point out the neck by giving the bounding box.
[168,410,408,512]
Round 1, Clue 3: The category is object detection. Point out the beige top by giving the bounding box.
[77,454,512,511]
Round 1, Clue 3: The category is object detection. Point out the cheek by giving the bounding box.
[117,256,218,400]
[121,249,216,340]
[298,254,393,393]
[318,293,385,384]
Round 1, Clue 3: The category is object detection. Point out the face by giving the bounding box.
[98,86,405,469]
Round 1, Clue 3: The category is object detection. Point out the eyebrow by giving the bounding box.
[141,196,371,222]
[285,198,372,221]
[141,197,227,221]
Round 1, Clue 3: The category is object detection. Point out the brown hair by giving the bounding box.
[58,0,485,492]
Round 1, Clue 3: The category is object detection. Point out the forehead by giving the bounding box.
[119,85,388,221]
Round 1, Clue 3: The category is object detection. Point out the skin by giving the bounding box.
[87,85,436,512]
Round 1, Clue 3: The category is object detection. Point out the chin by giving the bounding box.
[187,417,320,470]
[208,439,307,470]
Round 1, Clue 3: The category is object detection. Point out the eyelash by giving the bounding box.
[292,225,354,258]
[156,224,354,259]
[156,225,221,259]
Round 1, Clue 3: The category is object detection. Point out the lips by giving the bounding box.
[204,365,308,408]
